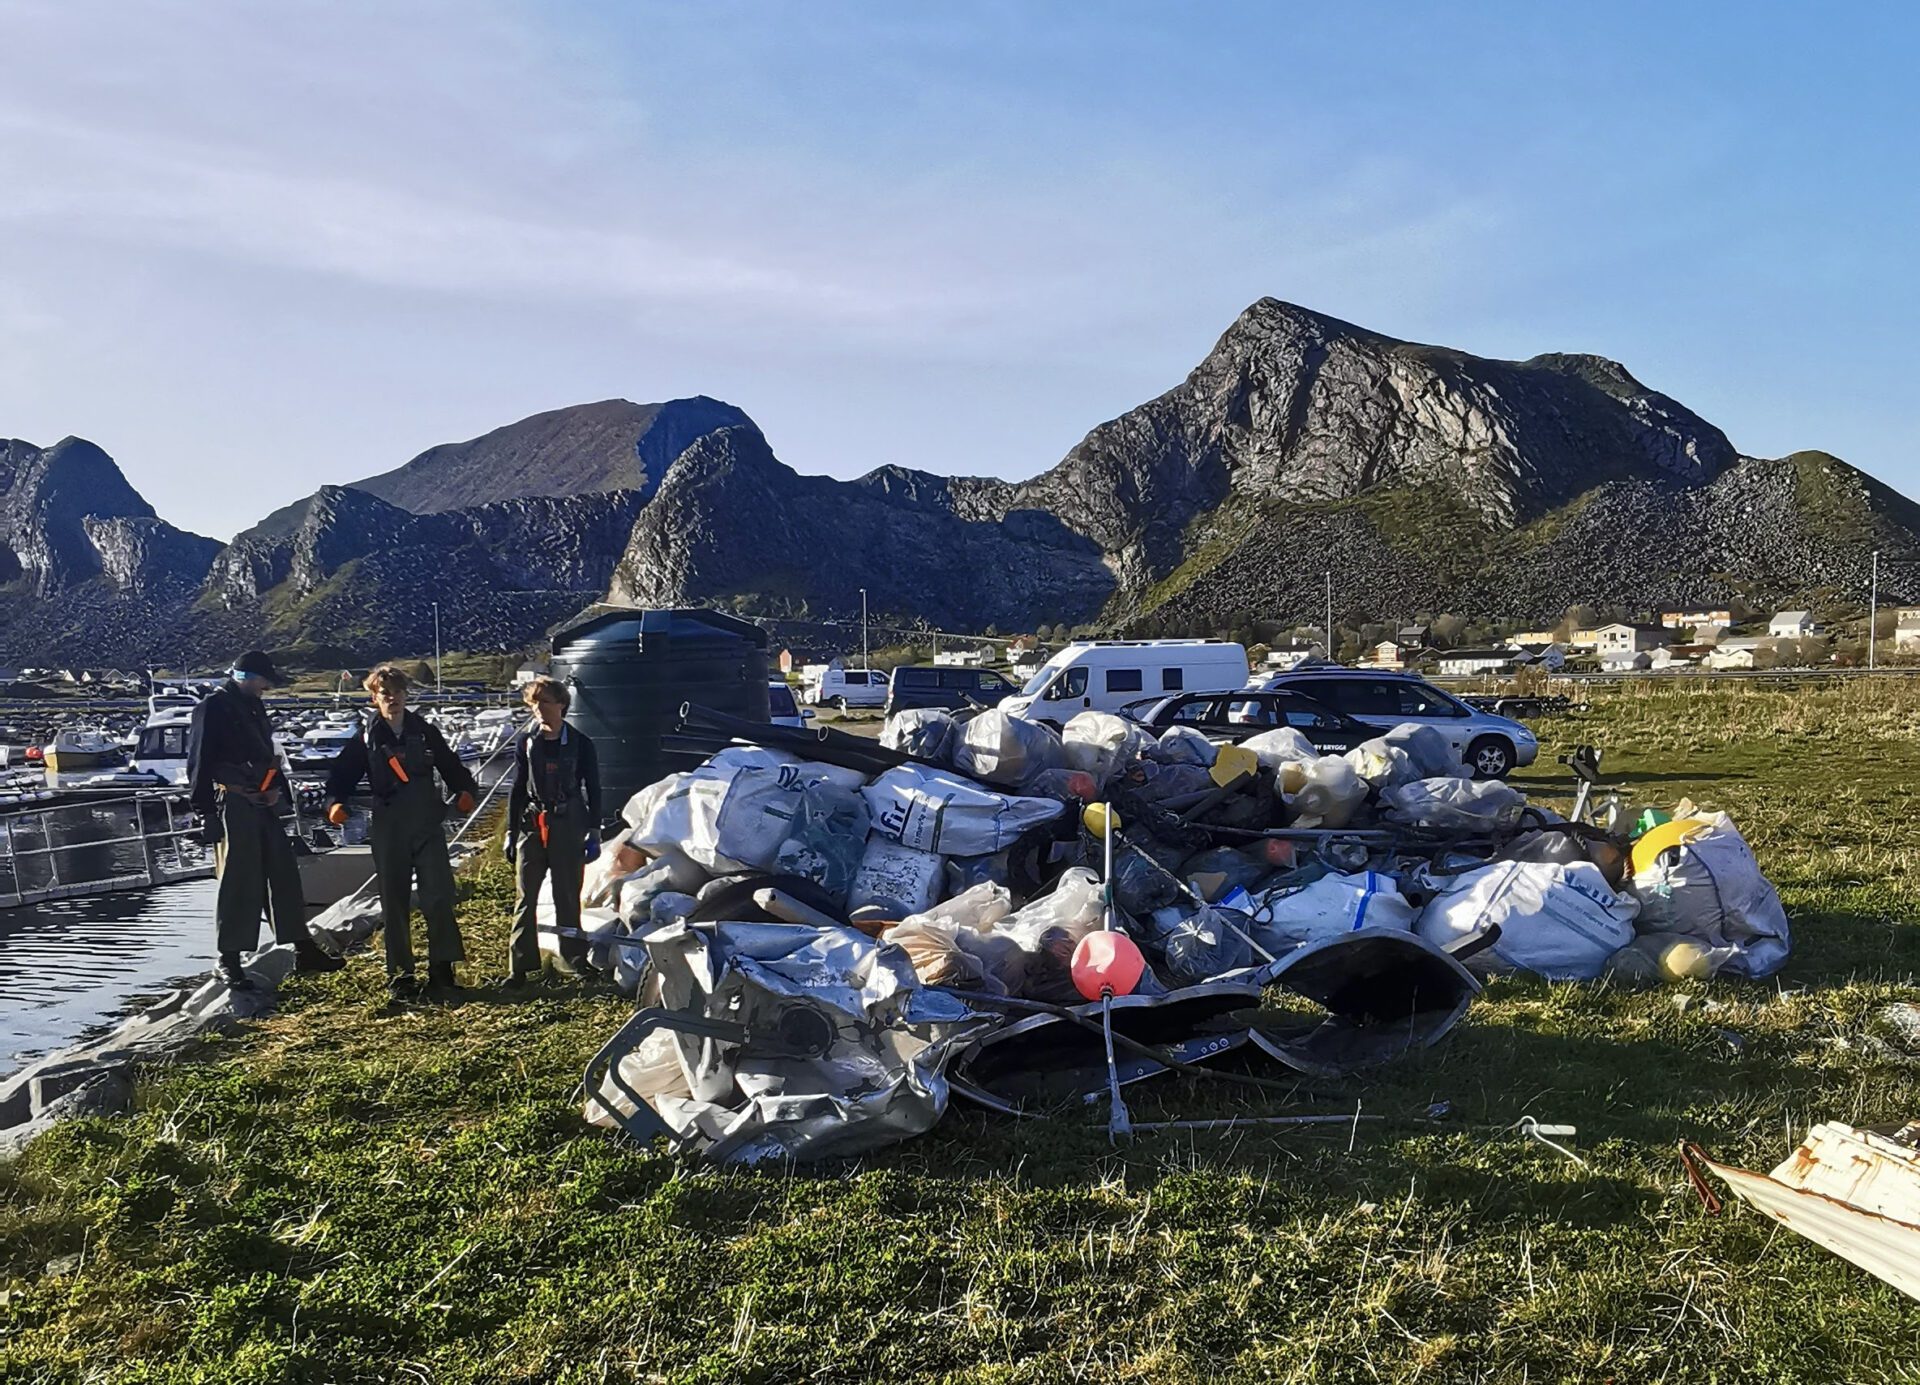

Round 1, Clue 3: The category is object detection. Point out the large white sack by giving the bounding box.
[1380,724,1468,779]
[1383,777,1526,834]
[622,760,868,878]
[847,835,945,918]
[863,764,1064,857]
[1290,756,1367,829]
[1630,813,1791,978]
[1416,859,1640,980]
[1239,726,1318,775]
[953,709,1065,788]
[702,746,868,793]
[1061,711,1154,785]
[1249,870,1416,952]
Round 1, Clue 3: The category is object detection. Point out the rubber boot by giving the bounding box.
[219,952,252,989]
[294,939,346,974]
[428,961,459,993]
[387,971,419,1000]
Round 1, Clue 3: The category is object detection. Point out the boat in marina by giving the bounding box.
[288,719,361,770]
[42,728,124,776]
[66,707,196,790]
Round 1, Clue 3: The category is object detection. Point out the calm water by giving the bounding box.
[0,876,219,1071]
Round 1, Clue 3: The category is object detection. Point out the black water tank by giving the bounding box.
[550,608,770,819]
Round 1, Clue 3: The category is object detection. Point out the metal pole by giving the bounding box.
[860,588,869,670]
[1869,550,1880,670]
[433,601,442,695]
[1325,572,1334,662]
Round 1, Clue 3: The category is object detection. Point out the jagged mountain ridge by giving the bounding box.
[4,299,1918,666]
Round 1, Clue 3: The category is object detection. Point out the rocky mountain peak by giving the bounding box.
[348,395,754,513]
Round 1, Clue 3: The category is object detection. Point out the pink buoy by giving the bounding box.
[1071,930,1146,1001]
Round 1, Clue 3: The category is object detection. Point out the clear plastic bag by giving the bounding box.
[1238,726,1317,776]
[994,867,1107,1002]
[1149,725,1218,767]
[1061,711,1154,785]
[1151,904,1256,985]
[1344,739,1418,789]
[1379,724,1468,779]
[1382,777,1526,834]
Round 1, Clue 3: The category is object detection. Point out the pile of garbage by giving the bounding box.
[557,704,1791,1164]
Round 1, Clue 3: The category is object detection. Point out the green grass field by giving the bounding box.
[5,681,1920,1382]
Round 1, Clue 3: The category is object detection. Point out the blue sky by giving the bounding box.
[1,1,1913,539]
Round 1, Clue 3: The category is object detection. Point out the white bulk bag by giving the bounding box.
[862,765,1064,857]
[1416,859,1640,980]
[1249,870,1416,952]
[1061,711,1154,785]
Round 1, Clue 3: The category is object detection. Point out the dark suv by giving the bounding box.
[1118,690,1373,754]
[884,665,1020,717]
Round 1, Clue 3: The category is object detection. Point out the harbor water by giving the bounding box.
[0,875,219,1070]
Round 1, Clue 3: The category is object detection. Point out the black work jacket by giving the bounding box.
[186,681,281,814]
[506,723,601,828]
[324,711,478,808]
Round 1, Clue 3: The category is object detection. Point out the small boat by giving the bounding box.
[43,727,124,775]
[68,707,196,790]
[288,719,361,770]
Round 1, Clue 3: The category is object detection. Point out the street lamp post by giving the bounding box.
[860,588,869,670]
[1869,549,1881,670]
[432,601,442,696]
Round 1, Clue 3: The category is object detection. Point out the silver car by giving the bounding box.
[1248,669,1539,778]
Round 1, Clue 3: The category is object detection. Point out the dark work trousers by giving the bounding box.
[509,810,586,977]
[370,780,463,975]
[214,792,313,954]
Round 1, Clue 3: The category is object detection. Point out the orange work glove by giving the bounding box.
[455,791,477,815]
[325,802,349,826]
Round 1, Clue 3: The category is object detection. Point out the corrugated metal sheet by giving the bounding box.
[1686,1121,1920,1302]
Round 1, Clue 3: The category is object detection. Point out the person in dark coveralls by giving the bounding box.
[501,675,602,986]
[186,650,345,988]
[322,664,481,999]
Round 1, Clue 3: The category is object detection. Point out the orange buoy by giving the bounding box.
[1071,930,1146,1001]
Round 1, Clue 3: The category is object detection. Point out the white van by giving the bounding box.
[999,640,1250,726]
[804,664,888,710]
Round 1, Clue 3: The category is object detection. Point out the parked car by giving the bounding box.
[805,666,887,710]
[1247,668,1538,778]
[998,640,1249,727]
[768,681,814,728]
[883,664,1019,717]
[1118,689,1375,754]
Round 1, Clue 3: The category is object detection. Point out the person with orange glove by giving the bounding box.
[323,663,480,999]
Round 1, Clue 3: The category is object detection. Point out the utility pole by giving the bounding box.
[1869,549,1880,670]
[1324,572,1334,663]
[432,601,442,696]
[859,588,869,670]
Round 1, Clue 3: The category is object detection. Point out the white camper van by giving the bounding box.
[998,640,1250,726]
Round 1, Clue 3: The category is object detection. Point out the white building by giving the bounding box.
[1360,640,1408,670]
[1769,610,1818,639]
[933,649,986,667]
[1436,648,1520,677]
[1601,650,1654,672]
[1591,623,1666,656]
[1263,640,1321,670]
[1660,609,1734,632]
[1894,609,1920,653]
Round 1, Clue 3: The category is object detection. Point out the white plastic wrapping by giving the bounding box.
[880,708,958,763]
[1289,756,1367,829]
[1379,723,1468,779]
[993,867,1108,1002]
[1383,777,1527,834]
[1415,859,1640,980]
[1061,712,1155,785]
[1344,740,1419,789]
[1150,725,1219,767]
[1238,726,1318,776]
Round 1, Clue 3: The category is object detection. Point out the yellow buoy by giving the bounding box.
[1081,801,1119,837]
